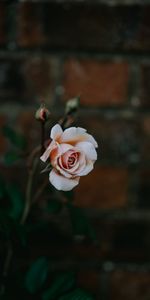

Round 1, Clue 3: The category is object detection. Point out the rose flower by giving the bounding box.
[40,124,98,191]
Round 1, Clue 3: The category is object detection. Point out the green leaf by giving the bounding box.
[6,184,24,220]
[42,272,75,300]
[68,204,96,241]
[4,151,20,165]
[59,288,93,300]
[3,126,26,149]
[25,257,49,294]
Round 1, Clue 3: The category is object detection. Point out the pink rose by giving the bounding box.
[40,124,98,191]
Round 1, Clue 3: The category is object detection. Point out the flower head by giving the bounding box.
[40,124,98,191]
[35,104,50,122]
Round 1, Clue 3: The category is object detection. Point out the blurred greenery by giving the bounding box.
[0,103,95,299]
[25,257,49,294]
[2,126,27,150]
[42,272,75,300]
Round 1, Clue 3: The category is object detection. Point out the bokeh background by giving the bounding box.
[0,1,150,299]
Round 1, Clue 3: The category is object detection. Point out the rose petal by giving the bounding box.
[86,134,98,148]
[60,127,87,144]
[58,143,73,154]
[50,143,74,169]
[66,161,80,174]
[78,160,94,176]
[50,124,63,141]
[49,169,80,191]
[40,141,54,162]
[76,141,97,161]
[57,157,73,178]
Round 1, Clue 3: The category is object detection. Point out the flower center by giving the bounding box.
[60,151,79,170]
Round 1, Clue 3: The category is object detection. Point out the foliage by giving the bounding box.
[0,99,96,299]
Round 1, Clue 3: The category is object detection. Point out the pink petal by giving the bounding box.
[86,134,98,148]
[78,160,94,176]
[49,169,80,191]
[66,161,80,174]
[50,124,63,141]
[73,152,86,174]
[58,143,73,154]
[40,141,54,162]
[60,127,87,144]
[76,141,97,161]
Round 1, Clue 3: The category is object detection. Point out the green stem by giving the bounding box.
[41,121,45,155]
[20,157,39,224]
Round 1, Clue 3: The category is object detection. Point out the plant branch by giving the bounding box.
[20,157,39,224]
[32,178,48,204]
[41,122,45,155]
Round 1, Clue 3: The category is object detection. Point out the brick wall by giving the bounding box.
[0,1,150,299]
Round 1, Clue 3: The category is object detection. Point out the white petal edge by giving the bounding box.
[50,124,63,140]
[49,169,80,191]
[61,127,87,143]
[40,142,54,162]
[86,134,98,148]
[78,160,94,176]
[76,141,97,161]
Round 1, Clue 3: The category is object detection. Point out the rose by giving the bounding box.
[40,124,98,191]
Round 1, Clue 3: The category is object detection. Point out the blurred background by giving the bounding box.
[0,1,150,299]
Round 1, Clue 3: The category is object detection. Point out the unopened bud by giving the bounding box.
[35,104,50,122]
[65,97,80,115]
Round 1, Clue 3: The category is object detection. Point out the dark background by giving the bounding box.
[0,1,150,299]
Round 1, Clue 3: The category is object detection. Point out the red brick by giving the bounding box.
[111,271,150,300]
[31,4,146,52]
[23,57,54,101]
[62,59,129,106]
[79,116,139,163]
[140,65,150,108]
[16,111,39,150]
[0,57,55,104]
[17,3,45,47]
[74,166,128,209]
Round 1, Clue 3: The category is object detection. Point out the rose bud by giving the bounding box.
[40,124,98,191]
[35,104,50,122]
[65,97,80,115]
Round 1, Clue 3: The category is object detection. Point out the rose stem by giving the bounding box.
[20,157,39,224]
[1,116,45,294]
[41,121,45,155]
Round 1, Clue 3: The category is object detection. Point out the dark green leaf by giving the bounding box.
[68,204,96,241]
[4,151,20,165]
[6,184,24,220]
[25,257,49,294]
[59,288,93,300]
[42,272,75,300]
[3,126,26,149]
